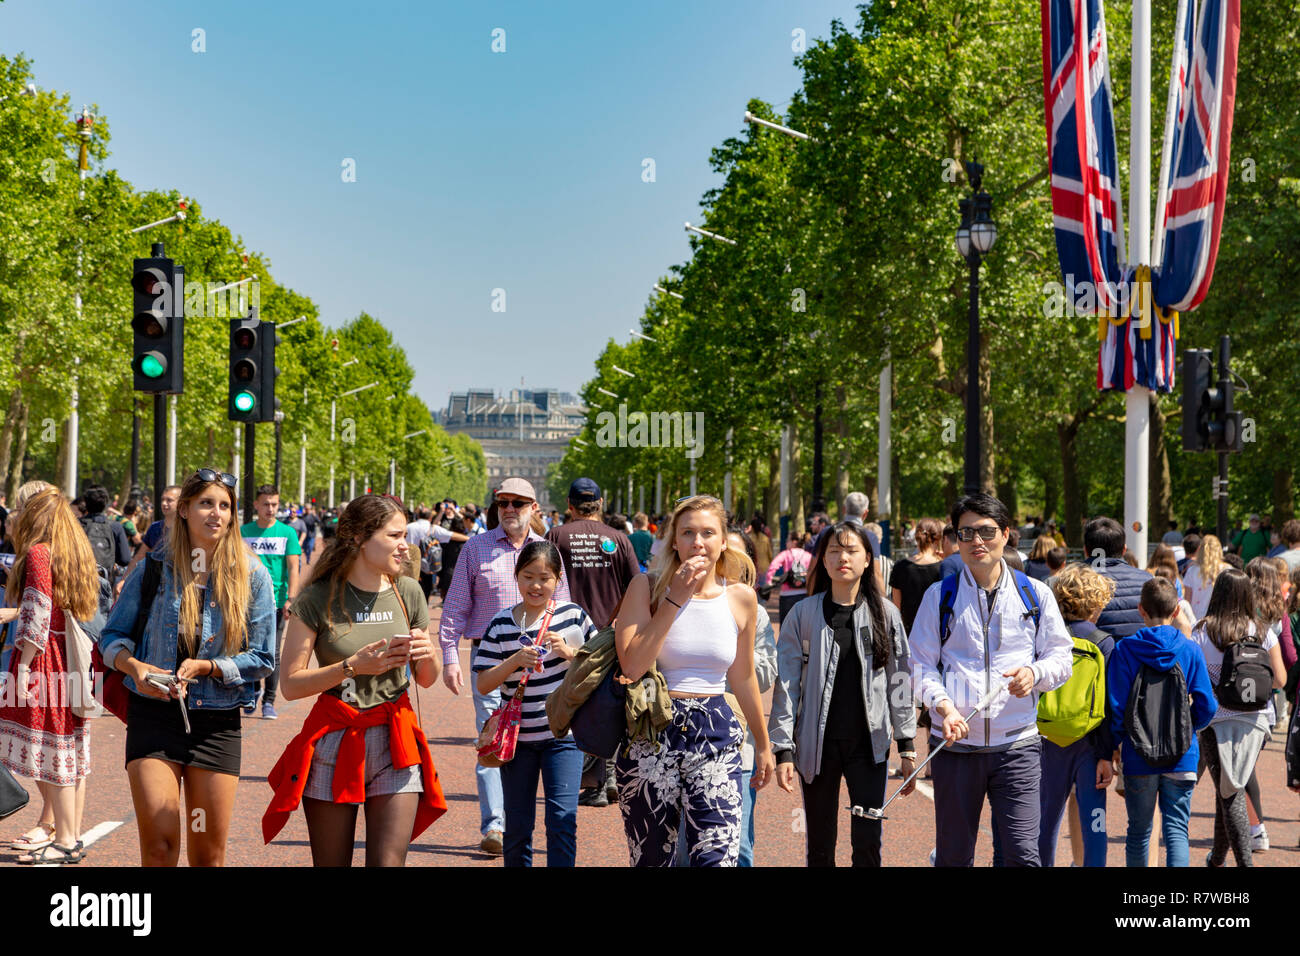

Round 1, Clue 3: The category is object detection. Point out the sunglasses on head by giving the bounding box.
[956,525,1001,542]
[194,468,238,489]
[497,497,533,510]
[675,494,721,505]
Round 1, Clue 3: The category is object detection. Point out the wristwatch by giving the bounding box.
[341,657,356,680]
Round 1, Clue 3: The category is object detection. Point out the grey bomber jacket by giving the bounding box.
[768,591,917,784]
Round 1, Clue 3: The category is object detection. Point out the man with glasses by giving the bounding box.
[909,493,1073,866]
[438,476,571,855]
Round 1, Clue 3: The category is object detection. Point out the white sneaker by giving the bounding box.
[1252,826,1269,852]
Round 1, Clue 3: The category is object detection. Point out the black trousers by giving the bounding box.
[800,736,888,867]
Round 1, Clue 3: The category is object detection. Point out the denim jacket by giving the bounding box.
[98,549,277,710]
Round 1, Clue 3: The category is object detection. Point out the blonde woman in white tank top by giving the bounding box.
[614,496,775,866]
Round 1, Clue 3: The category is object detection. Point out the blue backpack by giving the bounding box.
[937,568,1040,647]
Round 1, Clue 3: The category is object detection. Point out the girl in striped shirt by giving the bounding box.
[474,541,597,866]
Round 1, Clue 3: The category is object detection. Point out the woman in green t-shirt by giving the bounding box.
[277,494,442,866]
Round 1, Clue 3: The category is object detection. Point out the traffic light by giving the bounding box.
[1181,345,1244,454]
[229,310,262,422]
[131,247,184,392]
[228,309,281,423]
[1181,349,1213,452]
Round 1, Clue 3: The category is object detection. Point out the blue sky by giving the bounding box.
[1,0,867,412]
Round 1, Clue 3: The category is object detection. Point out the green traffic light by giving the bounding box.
[234,391,256,413]
[140,354,166,378]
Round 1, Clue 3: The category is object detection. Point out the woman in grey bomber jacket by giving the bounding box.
[768,521,917,866]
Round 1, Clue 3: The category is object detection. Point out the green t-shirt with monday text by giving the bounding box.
[291,575,429,710]
[241,520,302,607]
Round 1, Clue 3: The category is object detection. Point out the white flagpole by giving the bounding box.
[1124,0,1152,563]
[1152,0,1190,267]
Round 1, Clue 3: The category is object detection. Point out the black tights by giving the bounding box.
[1202,728,1252,867]
[303,794,420,867]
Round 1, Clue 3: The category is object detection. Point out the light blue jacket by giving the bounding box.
[99,550,277,710]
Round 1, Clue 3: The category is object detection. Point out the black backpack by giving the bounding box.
[1124,662,1194,769]
[81,517,118,586]
[1215,638,1273,710]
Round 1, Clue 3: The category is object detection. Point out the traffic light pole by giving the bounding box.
[153,395,166,508]
[242,422,256,521]
[1215,335,1231,542]
[1216,451,1229,543]
[274,415,283,490]
[130,400,141,496]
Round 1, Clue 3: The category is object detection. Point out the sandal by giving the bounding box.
[10,822,55,851]
[17,841,83,865]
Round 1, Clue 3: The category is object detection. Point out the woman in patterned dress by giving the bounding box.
[0,488,100,864]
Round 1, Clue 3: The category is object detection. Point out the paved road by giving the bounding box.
[2,586,1295,866]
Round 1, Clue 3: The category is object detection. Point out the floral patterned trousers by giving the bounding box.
[615,695,743,867]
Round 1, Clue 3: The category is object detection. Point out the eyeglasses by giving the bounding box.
[194,469,237,489]
[675,495,721,505]
[956,525,1001,542]
[497,498,533,510]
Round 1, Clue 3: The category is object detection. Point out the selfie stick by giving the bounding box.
[850,681,1010,821]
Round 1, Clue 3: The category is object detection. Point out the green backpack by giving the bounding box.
[1036,634,1107,747]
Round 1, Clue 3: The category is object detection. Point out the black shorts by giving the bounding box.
[125,693,242,776]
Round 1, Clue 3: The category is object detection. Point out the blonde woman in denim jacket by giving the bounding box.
[100,469,276,866]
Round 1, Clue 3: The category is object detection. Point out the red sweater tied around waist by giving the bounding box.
[262,691,447,844]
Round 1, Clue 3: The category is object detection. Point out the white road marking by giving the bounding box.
[78,820,123,848]
[915,780,934,800]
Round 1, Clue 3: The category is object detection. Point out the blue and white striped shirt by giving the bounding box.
[473,602,598,742]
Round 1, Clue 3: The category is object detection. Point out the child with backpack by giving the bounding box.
[1038,565,1116,867]
[1107,577,1217,867]
[1190,566,1286,866]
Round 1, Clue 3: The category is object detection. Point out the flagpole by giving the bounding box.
[1152,0,1189,267]
[1124,0,1152,562]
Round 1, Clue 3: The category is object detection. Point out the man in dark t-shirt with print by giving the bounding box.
[545,478,639,630]
[545,477,639,808]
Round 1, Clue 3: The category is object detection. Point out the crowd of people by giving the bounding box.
[0,470,1296,868]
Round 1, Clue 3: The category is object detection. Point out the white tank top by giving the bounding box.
[657,578,739,694]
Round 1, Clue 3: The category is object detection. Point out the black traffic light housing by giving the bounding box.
[229,311,260,422]
[1181,341,1244,454]
[228,309,280,423]
[131,244,184,393]
[1181,349,1213,452]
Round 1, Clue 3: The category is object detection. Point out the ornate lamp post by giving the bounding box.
[955,158,998,496]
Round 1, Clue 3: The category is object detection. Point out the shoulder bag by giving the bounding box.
[476,601,556,767]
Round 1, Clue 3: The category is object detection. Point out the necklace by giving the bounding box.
[347,580,386,617]
[514,604,546,633]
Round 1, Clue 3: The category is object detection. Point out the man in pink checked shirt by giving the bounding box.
[438,476,570,856]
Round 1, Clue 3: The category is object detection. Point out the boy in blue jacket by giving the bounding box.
[1107,576,1217,867]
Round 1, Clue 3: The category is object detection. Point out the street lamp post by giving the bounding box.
[954,159,998,497]
[333,379,379,507]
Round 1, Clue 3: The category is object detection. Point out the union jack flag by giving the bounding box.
[1153,0,1240,313]
[1042,0,1240,394]
[1042,0,1127,317]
